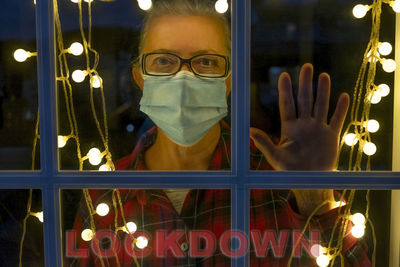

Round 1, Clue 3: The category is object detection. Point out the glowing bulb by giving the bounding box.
[87,147,103,165]
[215,0,229,13]
[96,203,109,216]
[311,244,326,257]
[382,59,397,73]
[14,49,31,62]
[72,70,87,83]
[333,201,346,208]
[81,229,94,241]
[368,91,381,104]
[344,133,358,146]
[365,119,379,133]
[91,75,103,88]
[58,135,69,148]
[392,0,400,13]
[316,254,330,267]
[378,42,392,56]
[84,0,93,2]
[351,225,365,238]
[138,0,152,10]
[377,84,390,97]
[136,236,148,249]
[366,50,380,63]
[352,4,369,18]
[99,163,112,171]
[70,0,79,3]
[69,42,84,56]
[363,142,376,156]
[125,222,137,233]
[351,213,366,225]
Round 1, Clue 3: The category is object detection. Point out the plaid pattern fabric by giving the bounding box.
[67,122,370,266]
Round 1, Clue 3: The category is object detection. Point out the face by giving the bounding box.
[133,15,231,96]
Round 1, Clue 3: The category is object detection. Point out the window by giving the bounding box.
[0,0,400,266]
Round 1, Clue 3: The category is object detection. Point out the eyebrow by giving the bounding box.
[149,48,223,56]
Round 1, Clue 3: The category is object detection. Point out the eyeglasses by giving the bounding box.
[141,52,230,78]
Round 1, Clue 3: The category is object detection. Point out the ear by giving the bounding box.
[132,66,144,90]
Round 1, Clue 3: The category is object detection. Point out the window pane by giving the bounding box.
[251,0,396,171]
[56,0,232,171]
[0,189,44,266]
[62,188,231,265]
[0,0,39,170]
[249,189,392,266]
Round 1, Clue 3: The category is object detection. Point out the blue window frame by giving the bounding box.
[0,0,399,266]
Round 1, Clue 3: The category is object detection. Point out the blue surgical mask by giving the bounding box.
[139,71,228,146]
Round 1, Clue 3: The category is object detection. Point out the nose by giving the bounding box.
[180,62,191,72]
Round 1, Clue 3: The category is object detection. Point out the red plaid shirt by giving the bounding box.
[67,122,370,266]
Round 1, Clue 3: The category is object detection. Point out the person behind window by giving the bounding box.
[69,0,371,266]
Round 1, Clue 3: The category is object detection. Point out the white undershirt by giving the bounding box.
[164,189,190,214]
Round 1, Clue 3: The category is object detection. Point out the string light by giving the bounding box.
[351,213,366,225]
[68,42,84,56]
[30,211,44,223]
[364,119,380,133]
[352,4,369,18]
[135,236,149,249]
[363,142,377,156]
[13,49,37,62]
[333,201,346,208]
[58,135,70,148]
[137,0,152,10]
[366,50,380,63]
[351,224,366,238]
[95,203,110,216]
[125,222,137,234]
[98,163,112,171]
[87,147,104,165]
[368,91,382,104]
[378,42,392,56]
[377,83,390,97]
[391,0,400,13]
[344,133,358,146]
[381,58,397,73]
[72,70,88,83]
[81,229,94,241]
[316,254,331,267]
[215,0,229,13]
[91,75,103,88]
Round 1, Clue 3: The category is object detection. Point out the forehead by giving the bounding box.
[143,15,228,57]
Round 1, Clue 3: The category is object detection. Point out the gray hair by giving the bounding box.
[136,0,231,65]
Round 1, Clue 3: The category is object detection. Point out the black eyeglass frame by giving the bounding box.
[141,52,231,78]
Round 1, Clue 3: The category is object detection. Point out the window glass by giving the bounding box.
[0,0,39,170]
[251,0,396,171]
[56,0,232,171]
[249,189,392,266]
[62,188,231,265]
[0,189,44,266]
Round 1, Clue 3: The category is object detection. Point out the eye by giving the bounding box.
[198,58,218,67]
[152,55,178,66]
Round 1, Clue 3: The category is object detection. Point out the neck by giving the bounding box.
[145,123,221,170]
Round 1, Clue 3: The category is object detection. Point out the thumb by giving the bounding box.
[249,127,277,161]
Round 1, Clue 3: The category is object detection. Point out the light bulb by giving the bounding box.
[81,229,94,241]
[382,59,396,73]
[316,254,330,267]
[58,135,69,148]
[351,225,365,238]
[344,133,358,146]
[333,201,346,208]
[363,142,376,156]
[366,50,380,63]
[136,236,148,249]
[377,84,390,97]
[69,42,84,56]
[365,119,379,133]
[99,163,112,171]
[351,213,366,225]
[14,49,31,62]
[368,91,381,104]
[138,0,152,10]
[378,42,392,56]
[70,0,79,3]
[96,203,109,216]
[91,75,102,88]
[352,4,369,18]
[84,0,93,2]
[37,211,44,223]
[392,0,400,13]
[72,70,87,83]
[311,244,326,257]
[125,222,137,233]
[87,147,103,165]
[215,0,229,13]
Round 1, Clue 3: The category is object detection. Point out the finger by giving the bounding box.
[298,63,314,118]
[329,93,350,133]
[278,72,296,121]
[313,73,331,123]
[250,127,277,162]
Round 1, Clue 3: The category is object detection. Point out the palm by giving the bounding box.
[250,63,349,171]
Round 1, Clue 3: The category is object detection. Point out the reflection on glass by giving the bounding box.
[0,189,44,266]
[250,0,395,171]
[249,189,390,266]
[62,188,231,266]
[0,1,39,170]
[57,0,231,171]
